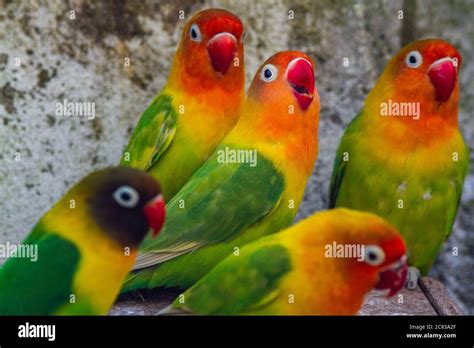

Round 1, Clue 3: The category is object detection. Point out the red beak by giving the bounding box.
[143,194,165,237]
[286,58,315,111]
[207,32,238,75]
[428,58,457,103]
[375,255,408,297]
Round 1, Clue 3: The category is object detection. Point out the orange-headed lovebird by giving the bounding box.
[122,51,320,292]
[159,209,408,315]
[329,39,468,287]
[121,9,245,201]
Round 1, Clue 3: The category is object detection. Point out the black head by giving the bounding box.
[82,167,164,248]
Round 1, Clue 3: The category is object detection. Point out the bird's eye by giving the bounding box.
[364,245,386,266]
[260,64,278,82]
[113,185,140,208]
[405,50,423,68]
[189,24,202,42]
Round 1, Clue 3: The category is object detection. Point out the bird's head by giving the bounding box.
[232,51,319,175]
[313,209,408,299]
[80,167,165,248]
[248,51,318,113]
[371,39,461,116]
[172,8,244,91]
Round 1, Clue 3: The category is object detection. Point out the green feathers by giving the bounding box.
[169,243,291,315]
[0,224,80,315]
[121,94,178,171]
[122,147,286,291]
[330,110,469,274]
[140,147,284,253]
[329,112,362,208]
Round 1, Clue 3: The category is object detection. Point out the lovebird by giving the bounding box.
[159,209,408,315]
[329,39,468,287]
[121,9,245,201]
[122,51,320,292]
[0,167,165,315]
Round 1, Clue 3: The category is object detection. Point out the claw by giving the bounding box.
[406,266,420,290]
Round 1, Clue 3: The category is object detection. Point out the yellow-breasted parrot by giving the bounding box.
[329,39,468,287]
[122,51,320,292]
[121,9,245,201]
[160,208,407,315]
[0,167,165,315]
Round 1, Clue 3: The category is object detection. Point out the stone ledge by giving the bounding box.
[419,277,463,315]
[110,276,462,316]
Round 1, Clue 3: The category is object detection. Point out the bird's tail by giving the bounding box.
[156,304,192,316]
[120,267,156,293]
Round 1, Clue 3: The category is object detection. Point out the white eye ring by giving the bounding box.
[364,245,386,266]
[260,64,278,82]
[113,186,140,208]
[189,24,202,42]
[405,50,423,68]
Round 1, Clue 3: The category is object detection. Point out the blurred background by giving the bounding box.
[0,0,473,313]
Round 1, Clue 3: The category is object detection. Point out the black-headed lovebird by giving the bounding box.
[0,167,165,315]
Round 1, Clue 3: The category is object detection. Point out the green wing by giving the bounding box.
[445,141,469,237]
[121,93,178,170]
[173,243,292,315]
[0,224,80,315]
[133,145,285,269]
[329,110,469,273]
[329,112,363,208]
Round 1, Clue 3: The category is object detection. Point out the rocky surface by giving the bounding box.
[112,282,439,316]
[113,277,465,316]
[0,0,472,312]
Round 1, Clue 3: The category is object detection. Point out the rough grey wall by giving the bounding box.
[0,0,472,312]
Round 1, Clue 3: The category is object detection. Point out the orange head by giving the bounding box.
[371,236,408,296]
[169,9,244,93]
[337,211,408,298]
[289,209,409,314]
[236,51,320,175]
[303,209,408,301]
[248,51,318,113]
[368,39,461,120]
[245,51,320,135]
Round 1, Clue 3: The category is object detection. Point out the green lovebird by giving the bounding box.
[122,51,320,292]
[160,209,408,315]
[329,39,469,286]
[120,9,245,201]
[0,167,165,315]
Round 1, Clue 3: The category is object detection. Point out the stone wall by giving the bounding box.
[0,0,472,312]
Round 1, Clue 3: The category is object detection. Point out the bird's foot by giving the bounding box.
[131,290,145,301]
[405,266,420,290]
